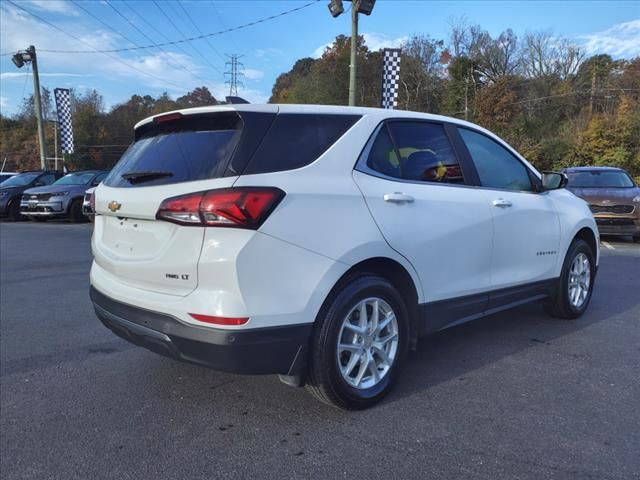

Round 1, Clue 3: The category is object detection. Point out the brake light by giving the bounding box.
[154,112,183,123]
[189,313,249,326]
[89,192,95,212]
[156,187,285,229]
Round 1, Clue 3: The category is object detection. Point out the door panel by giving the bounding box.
[483,189,560,290]
[353,170,494,304]
[456,127,561,290]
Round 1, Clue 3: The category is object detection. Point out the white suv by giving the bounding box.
[90,104,599,409]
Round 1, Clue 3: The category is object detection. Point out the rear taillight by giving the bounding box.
[89,192,95,212]
[156,187,285,229]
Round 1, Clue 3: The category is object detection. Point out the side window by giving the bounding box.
[244,114,361,175]
[38,174,56,185]
[93,173,107,184]
[366,126,401,178]
[459,128,532,191]
[366,122,464,184]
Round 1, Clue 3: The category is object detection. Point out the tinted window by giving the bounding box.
[366,126,401,178]
[1,173,40,187]
[244,114,360,175]
[93,173,107,184]
[38,174,56,186]
[367,122,464,184]
[459,128,532,191]
[566,170,635,188]
[105,113,242,188]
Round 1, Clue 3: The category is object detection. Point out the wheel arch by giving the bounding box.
[66,195,84,213]
[318,256,421,350]
[574,226,598,260]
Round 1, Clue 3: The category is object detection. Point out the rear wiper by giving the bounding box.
[121,171,173,184]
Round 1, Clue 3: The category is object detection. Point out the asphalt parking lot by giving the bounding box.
[1,222,639,480]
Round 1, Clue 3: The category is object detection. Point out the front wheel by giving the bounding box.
[7,200,21,221]
[545,239,595,319]
[69,199,85,223]
[305,275,409,410]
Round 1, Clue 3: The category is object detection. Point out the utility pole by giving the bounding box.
[589,62,597,118]
[328,0,376,107]
[224,54,244,97]
[348,0,359,106]
[12,45,47,169]
[464,76,469,121]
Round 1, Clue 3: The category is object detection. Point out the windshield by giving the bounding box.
[0,175,16,184]
[567,171,635,188]
[0,173,39,187]
[54,172,95,186]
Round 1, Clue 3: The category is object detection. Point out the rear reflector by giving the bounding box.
[156,187,285,229]
[189,313,249,326]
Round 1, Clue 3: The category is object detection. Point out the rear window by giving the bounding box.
[243,114,361,175]
[104,113,242,188]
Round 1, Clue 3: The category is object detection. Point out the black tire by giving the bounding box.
[7,199,21,221]
[68,199,85,223]
[545,239,595,319]
[305,275,409,410]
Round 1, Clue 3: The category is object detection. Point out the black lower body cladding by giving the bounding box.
[90,286,312,375]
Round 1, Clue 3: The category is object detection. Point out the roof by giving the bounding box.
[133,103,484,132]
[563,166,626,172]
[131,103,541,178]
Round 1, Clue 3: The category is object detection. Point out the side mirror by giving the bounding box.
[34,181,45,187]
[541,172,567,191]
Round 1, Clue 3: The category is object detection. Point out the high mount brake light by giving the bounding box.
[156,187,285,229]
[153,112,183,123]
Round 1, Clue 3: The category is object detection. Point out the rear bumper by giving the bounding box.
[90,286,312,375]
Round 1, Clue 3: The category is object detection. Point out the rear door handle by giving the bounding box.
[492,198,513,208]
[384,193,415,204]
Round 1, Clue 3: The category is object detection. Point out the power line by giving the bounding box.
[69,0,139,49]
[176,0,226,62]
[4,0,190,91]
[119,1,215,75]
[151,0,222,74]
[6,1,319,54]
[104,0,215,84]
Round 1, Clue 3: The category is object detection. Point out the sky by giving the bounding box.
[1,0,639,116]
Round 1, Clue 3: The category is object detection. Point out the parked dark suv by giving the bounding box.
[21,170,108,222]
[564,166,640,241]
[0,171,64,221]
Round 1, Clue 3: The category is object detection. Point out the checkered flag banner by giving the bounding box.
[54,88,74,154]
[381,48,401,109]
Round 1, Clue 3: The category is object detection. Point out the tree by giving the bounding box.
[176,87,218,108]
[474,29,521,82]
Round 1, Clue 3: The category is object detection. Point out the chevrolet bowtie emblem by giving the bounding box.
[108,201,122,212]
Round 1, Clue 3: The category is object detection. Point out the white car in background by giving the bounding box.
[90,104,599,409]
